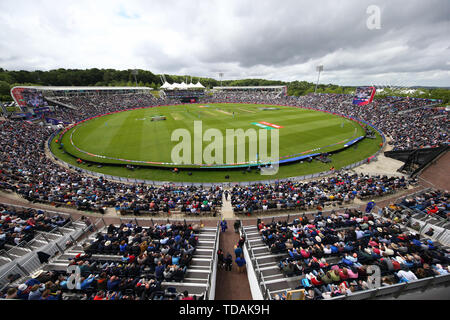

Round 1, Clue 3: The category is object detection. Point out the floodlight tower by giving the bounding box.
[314,65,323,94]
[132,69,139,86]
[219,72,224,87]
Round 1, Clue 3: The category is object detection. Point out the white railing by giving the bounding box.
[205,222,220,300]
[241,226,270,300]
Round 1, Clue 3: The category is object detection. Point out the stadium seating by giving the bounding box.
[0,204,70,256]
[0,203,90,289]
[0,218,219,300]
[400,188,449,220]
[241,208,450,300]
[1,87,448,301]
[10,88,48,111]
[231,174,411,215]
[380,189,449,247]
[1,90,447,217]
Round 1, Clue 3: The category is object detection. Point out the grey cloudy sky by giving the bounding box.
[0,0,449,86]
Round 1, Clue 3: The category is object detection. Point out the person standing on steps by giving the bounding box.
[234,220,241,233]
[366,200,376,213]
[225,190,229,200]
[220,219,228,233]
[217,248,225,269]
[235,256,246,273]
[238,235,245,248]
[234,245,242,258]
[225,253,233,271]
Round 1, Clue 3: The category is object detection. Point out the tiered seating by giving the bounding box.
[242,209,450,300]
[10,88,48,110]
[381,189,450,246]
[50,93,169,124]
[0,204,75,266]
[10,88,27,111]
[116,186,223,217]
[231,174,411,215]
[400,189,449,220]
[0,203,89,291]
[0,222,219,300]
[204,89,283,103]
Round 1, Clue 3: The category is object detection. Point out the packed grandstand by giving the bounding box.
[0,85,448,302]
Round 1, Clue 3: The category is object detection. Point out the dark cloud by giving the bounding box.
[0,0,448,86]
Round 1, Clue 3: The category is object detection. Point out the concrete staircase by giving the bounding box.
[40,225,218,296]
[221,191,234,219]
[242,225,294,298]
[242,225,343,299]
[0,221,86,268]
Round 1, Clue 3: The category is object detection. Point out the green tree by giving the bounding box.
[0,80,11,96]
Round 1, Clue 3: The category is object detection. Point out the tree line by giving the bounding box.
[373,87,450,104]
[0,67,448,104]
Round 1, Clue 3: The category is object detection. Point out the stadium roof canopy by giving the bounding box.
[160,82,171,89]
[161,81,205,90]
[176,82,188,90]
[194,82,205,89]
[213,86,286,90]
[10,86,153,107]
[11,86,152,91]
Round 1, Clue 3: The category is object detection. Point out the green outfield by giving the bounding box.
[52,103,383,182]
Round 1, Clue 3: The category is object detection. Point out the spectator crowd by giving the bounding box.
[0,204,70,250]
[0,221,205,300]
[400,189,449,219]
[0,90,447,216]
[0,89,448,302]
[0,119,222,214]
[231,173,411,214]
[259,209,450,300]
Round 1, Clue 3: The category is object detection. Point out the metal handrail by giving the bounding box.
[241,225,272,300]
[0,202,80,260]
[0,249,13,261]
[204,221,220,300]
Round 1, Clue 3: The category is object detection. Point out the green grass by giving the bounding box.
[51,103,382,183]
[60,104,365,166]
[6,106,21,112]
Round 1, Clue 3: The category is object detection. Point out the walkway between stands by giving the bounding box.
[214,219,253,300]
[221,190,235,219]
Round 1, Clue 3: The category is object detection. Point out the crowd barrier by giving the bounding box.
[204,222,220,300]
[240,226,271,300]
